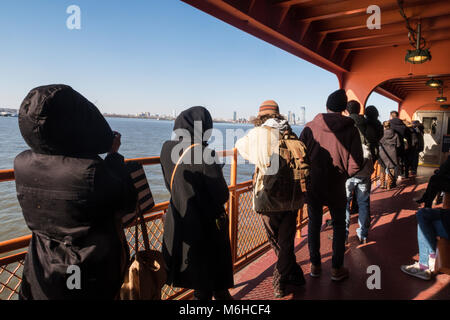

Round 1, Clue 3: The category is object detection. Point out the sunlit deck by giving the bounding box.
[230,166,450,300]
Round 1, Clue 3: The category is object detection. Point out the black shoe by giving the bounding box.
[414,196,426,204]
[282,273,306,287]
[274,284,286,298]
[357,235,368,244]
[213,289,233,300]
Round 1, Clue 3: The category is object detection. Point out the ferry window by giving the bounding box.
[423,117,437,135]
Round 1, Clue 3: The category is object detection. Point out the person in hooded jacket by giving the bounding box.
[364,105,384,160]
[408,120,425,176]
[300,89,363,281]
[160,107,234,301]
[389,111,411,178]
[14,84,137,300]
[236,100,306,298]
[379,121,401,189]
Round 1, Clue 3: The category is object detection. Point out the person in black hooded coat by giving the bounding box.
[379,121,401,189]
[14,85,137,300]
[160,106,234,300]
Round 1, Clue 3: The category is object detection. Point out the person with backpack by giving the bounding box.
[300,90,363,281]
[344,101,374,244]
[379,121,401,189]
[236,100,308,298]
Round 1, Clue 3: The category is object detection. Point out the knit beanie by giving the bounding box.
[326,89,347,112]
[258,100,280,116]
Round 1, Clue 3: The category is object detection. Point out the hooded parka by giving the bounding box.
[14,85,137,300]
[159,107,234,292]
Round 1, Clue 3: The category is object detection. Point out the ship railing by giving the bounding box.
[0,149,380,300]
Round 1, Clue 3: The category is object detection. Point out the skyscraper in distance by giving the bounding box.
[299,106,306,125]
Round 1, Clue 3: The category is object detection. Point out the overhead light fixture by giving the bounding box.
[398,1,431,64]
[405,48,431,64]
[426,78,443,88]
[436,87,447,103]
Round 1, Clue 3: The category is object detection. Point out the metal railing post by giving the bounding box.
[229,148,238,266]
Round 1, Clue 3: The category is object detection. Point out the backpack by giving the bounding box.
[253,131,310,213]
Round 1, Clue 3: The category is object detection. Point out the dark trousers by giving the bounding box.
[307,199,346,269]
[261,211,302,286]
[422,174,450,207]
[409,148,420,173]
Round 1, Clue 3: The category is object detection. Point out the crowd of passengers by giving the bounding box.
[12,85,450,300]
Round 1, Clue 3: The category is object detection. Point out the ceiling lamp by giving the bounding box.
[405,48,431,64]
[398,1,431,64]
[426,78,443,88]
[436,88,447,103]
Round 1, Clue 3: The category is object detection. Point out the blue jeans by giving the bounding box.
[416,208,449,266]
[345,176,371,240]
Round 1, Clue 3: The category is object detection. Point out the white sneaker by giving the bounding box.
[400,262,431,280]
[428,256,436,273]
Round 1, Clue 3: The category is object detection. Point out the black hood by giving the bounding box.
[19,85,114,156]
[173,106,213,144]
[349,113,366,127]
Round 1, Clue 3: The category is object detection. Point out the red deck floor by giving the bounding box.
[230,167,450,300]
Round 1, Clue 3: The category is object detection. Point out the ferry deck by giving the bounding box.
[1,0,450,300]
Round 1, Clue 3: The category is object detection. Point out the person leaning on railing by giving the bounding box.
[14,85,137,300]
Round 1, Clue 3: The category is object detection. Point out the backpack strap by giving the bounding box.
[170,144,199,191]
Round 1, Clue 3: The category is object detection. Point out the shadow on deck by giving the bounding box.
[230,166,450,300]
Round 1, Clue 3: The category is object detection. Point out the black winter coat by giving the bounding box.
[389,118,411,155]
[15,85,137,300]
[379,129,401,169]
[365,118,383,159]
[160,107,234,291]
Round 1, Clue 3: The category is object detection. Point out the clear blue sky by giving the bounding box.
[0,0,397,122]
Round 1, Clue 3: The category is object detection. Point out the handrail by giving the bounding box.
[0,149,235,183]
[0,169,14,182]
[0,149,242,256]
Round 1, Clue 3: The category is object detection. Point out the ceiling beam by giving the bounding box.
[374,86,404,103]
[272,0,313,8]
[340,27,450,50]
[293,0,389,23]
[328,15,450,44]
[314,1,450,34]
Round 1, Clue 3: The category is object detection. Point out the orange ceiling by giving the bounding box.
[377,74,450,100]
[182,0,450,73]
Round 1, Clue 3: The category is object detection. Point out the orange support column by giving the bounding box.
[229,148,238,266]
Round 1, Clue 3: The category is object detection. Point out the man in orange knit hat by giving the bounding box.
[236,100,306,298]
